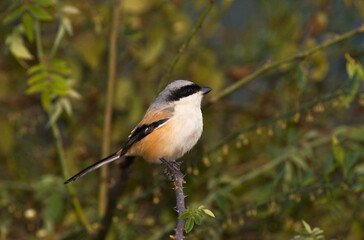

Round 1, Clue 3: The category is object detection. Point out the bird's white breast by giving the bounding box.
[167,93,204,160]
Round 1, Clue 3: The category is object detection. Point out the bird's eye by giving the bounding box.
[184,88,193,95]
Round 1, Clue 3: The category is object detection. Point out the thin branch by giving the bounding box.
[157,0,216,92]
[160,159,186,240]
[193,173,364,237]
[203,126,357,206]
[99,0,122,217]
[207,24,364,105]
[205,87,364,157]
[34,21,91,233]
[34,20,43,63]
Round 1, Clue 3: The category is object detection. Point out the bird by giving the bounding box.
[64,80,212,184]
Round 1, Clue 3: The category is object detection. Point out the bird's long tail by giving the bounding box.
[64,149,123,184]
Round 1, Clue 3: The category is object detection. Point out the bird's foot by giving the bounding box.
[160,158,184,181]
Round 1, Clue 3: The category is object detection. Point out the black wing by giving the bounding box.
[64,118,169,184]
[120,118,169,155]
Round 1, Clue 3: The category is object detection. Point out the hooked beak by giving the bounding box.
[201,86,212,95]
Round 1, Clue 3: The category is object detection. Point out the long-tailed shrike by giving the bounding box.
[65,80,212,184]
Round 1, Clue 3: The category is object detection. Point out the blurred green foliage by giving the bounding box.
[1,0,364,239]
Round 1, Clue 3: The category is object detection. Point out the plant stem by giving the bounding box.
[34,20,91,233]
[99,0,122,217]
[207,24,364,105]
[50,114,92,233]
[157,0,216,92]
[34,20,44,63]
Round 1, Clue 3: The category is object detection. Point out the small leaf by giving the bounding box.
[185,218,194,233]
[27,72,47,84]
[27,63,45,75]
[68,89,81,99]
[179,211,192,219]
[48,102,63,125]
[332,136,345,165]
[22,13,34,42]
[26,81,46,94]
[202,208,215,218]
[61,17,73,36]
[41,90,51,109]
[28,5,52,20]
[4,6,25,24]
[51,59,71,75]
[302,220,312,234]
[62,5,80,15]
[60,98,72,116]
[194,215,201,225]
[8,36,33,60]
[45,192,64,221]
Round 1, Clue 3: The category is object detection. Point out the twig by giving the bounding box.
[157,0,216,92]
[94,157,134,240]
[99,0,123,216]
[160,158,186,240]
[203,126,356,206]
[207,24,364,105]
[205,87,364,156]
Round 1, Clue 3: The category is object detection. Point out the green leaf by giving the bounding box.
[62,5,80,15]
[179,211,192,219]
[51,59,71,75]
[27,71,47,84]
[332,136,345,165]
[4,6,25,24]
[27,63,45,75]
[48,102,63,125]
[346,53,364,81]
[194,215,202,225]
[202,208,215,218]
[49,73,68,89]
[185,218,194,233]
[7,35,33,60]
[68,89,81,99]
[45,192,63,221]
[28,5,52,20]
[41,90,51,109]
[22,13,34,42]
[61,17,73,36]
[60,98,72,116]
[302,220,312,234]
[291,155,309,171]
[26,81,46,94]
[341,77,360,107]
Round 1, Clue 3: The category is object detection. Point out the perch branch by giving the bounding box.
[157,0,216,92]
[160,158,186,240]
[99,0,122,216]
[207,24,364,105]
